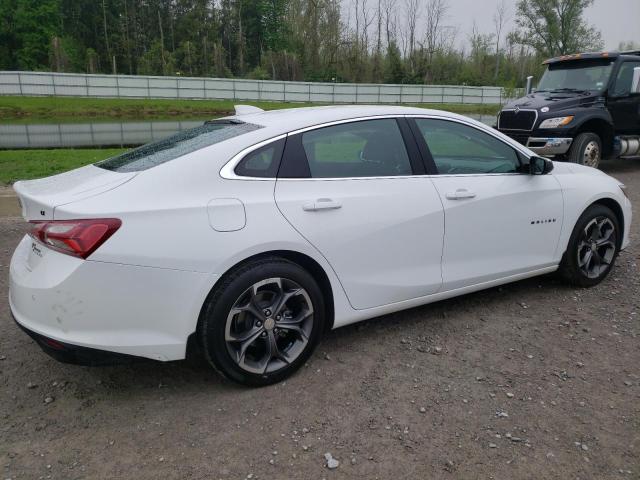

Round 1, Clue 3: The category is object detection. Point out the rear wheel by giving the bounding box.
[568,132,601,168]
[559,204,619,287]
[199,257,325,387]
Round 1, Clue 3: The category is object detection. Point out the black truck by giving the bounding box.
[497,50,640,168]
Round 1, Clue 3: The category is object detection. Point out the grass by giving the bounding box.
[0,95,501,121]
[0,148,127,185]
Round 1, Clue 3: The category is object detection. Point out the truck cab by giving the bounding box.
[497,51,640,168]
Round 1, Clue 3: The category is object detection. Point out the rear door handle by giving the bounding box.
[445,189,476,200]
[302,198,343,211]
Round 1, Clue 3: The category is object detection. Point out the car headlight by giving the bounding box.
[539,116,574,128]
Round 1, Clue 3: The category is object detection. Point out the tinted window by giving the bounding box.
[612,61,640,97]
[301,119,412,178]
[415,119,521,174]
[97,121,262,173]
[234,139,284,178]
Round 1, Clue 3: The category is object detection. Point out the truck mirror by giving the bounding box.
[526,76,534,95]
[631,67,640,95]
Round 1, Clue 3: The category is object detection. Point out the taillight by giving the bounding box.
[29,219,121,259]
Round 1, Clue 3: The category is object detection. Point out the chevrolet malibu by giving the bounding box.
[9,105,632,386]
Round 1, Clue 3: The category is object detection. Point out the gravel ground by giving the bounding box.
[0,159,638,480]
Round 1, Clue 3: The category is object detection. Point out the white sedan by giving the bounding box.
[9,105,632,386]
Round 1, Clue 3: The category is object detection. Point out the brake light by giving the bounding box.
[29,219,122,259]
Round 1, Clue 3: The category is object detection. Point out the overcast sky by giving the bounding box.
[342,0,640,52]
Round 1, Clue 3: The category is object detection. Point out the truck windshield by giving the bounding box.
[536,59,614,93]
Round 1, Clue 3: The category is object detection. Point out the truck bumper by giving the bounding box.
[526,137,573,156]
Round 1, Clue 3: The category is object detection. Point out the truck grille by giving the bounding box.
[498,110,537,131]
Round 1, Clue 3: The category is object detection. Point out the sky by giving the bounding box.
[342,0,640,52]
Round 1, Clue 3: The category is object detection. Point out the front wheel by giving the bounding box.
[567,132,602,168]
[559,204,619,287]
[199,257,325,387]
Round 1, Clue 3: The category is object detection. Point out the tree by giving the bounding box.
[513,0,603,57]
[421,0,449,82]
[493,0,508,80]
[13,0,60,70]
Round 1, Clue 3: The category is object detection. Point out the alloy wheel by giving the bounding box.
[224,277,314,375]
[576,216,616,279]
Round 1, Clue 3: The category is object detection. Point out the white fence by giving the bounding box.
[0,71,521,105]
[0,120,203,149]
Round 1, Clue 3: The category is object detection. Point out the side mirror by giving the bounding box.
[631,67,640,95]
[526,75,534,95]
[529,156,554,175]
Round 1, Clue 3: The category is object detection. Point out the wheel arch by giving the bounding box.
[196,250,336,337]
[589,197,625,249]
[574,118,615,157]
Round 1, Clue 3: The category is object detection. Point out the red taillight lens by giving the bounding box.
[29,218,122,259]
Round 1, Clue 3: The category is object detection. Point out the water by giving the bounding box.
[0,114,496,150]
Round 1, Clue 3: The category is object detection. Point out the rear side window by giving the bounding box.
[415,119,521,174]
[300,119,412,178]
[234,139,285,178]
[97,121,262,173]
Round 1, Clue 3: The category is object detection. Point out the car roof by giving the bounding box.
[224,105,471,136]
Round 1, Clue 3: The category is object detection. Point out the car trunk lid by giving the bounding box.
[13,165,136,221]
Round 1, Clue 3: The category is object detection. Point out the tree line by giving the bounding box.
[0,0,632,88]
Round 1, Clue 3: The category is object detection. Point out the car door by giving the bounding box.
[409,117,564,291]
[608,60,640,135]
[274,117,445,310]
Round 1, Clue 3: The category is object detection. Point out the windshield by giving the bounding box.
[96,120,262,173]
[536,59,614,93]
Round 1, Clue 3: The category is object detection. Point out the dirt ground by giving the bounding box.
[0,160,638,480]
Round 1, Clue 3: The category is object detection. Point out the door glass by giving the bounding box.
[415,119,521,174]
[612,61,640,97]
[301,119,412,178]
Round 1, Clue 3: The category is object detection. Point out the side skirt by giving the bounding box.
[333,265,559,329]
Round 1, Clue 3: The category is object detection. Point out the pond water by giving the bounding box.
[0,114,497,150]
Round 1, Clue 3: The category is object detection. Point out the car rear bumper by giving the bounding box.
[13,314,143,365]
[9,235,217,362]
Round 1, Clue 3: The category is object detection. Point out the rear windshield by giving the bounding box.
[96,120,262,172]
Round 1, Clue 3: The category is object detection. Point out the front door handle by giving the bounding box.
[302,198,343,211]
[445,189,476,200]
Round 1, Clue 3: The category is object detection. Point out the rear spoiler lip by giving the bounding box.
[13,180,49,221]
[13,167,139,221]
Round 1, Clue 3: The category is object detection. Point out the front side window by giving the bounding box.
[97,121,262,173]
[611,61,640,97]
[300,119,412,178]
[415,119,521,174]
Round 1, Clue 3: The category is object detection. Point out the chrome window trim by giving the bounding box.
[497,109,538,132]
[220,134,287,180]
[405,114,535,158]
[221,113,535,181]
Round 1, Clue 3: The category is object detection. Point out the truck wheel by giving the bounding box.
[568,132,601,168]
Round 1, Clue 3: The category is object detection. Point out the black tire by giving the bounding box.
[559,204,620,287]
[199,257,325,387]
[567,132,602,168]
